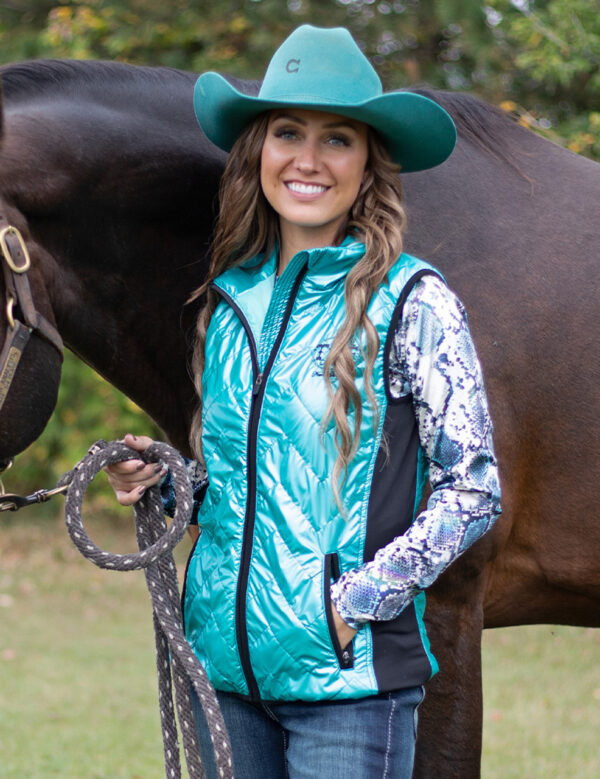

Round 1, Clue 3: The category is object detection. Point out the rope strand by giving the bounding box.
[60,440,233,779]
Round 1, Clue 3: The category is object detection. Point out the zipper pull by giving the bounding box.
[252,373,263,395]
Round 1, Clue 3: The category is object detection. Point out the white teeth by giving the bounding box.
[287,181,327,195]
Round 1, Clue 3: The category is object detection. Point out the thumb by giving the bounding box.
[122,433,154,453]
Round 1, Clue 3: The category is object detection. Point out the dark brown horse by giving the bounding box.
[1,60,598,777]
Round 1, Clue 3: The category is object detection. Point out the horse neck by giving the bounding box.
[49,235,205,456]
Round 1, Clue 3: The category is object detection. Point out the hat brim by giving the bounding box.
[194,72,456,173]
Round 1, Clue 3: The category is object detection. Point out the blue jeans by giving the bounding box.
[191,685,425,778]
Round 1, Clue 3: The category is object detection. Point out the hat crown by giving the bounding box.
[260,25,382,106]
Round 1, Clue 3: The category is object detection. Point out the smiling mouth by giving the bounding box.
[285,181,329,195]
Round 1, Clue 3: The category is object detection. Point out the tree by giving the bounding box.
[0,1,526,93]
[486,0,600,159]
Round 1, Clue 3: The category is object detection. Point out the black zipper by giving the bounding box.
[180,531,200,622]
[209,284,260,378]
[324,552,354,670]
[212,268,306,700]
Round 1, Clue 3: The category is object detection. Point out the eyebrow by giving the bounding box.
[270,112,360,131]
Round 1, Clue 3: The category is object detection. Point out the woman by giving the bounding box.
[107,25,501,778]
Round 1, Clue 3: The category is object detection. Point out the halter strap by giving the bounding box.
[0,214,63,411]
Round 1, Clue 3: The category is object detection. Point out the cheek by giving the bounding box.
[345,161,367,202]
[260,145,284,194]
[259,166,268,198]
[260,149,282,214]
[338,148,368,196]
[259,147,270,193]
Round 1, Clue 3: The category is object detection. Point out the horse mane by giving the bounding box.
[412,87,522,169]
[0,59,196,101]
[0,59,262,106]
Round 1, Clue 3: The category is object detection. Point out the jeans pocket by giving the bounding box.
[323,552,354,670]
[413,685,426,739]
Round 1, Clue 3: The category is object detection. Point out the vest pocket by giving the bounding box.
[323,552,354,670]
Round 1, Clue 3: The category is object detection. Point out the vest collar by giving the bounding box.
[212,236,366,299]
[303,236,366,285]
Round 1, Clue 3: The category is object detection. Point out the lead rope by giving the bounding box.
[58,440,233,779]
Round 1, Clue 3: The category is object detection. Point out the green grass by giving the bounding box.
[482,624,600,778]
[1,512,598,778]
[0,510,191,779]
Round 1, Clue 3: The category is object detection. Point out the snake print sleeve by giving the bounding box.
[331,274,502,629]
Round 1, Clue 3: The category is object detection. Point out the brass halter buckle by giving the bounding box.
[0,226,31,273]
[5,296,16,329]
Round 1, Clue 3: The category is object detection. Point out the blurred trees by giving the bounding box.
[0,0,598,495]
[0,1,513,89]
[486,0,600,159]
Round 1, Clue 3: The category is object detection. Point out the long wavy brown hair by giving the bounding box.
[189,111,406,510]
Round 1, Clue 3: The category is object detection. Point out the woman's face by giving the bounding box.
[260,108,369,252]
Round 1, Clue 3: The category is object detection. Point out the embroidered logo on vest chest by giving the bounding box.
[312,340,362,377]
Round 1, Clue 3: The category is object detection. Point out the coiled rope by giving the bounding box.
[59,440,233,779]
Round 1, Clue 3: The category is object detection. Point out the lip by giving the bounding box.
[284,180,331,199]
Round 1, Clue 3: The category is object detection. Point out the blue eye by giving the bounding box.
[274,127,298,140]
[327,135,350,147]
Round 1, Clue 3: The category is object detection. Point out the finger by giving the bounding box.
[104,459,147,477]
[107,461,161,478]
[138,463,167,480]
[122,469,166,490]
[107,467,166,493]
[115,485,146,506]
[122,434,155,453]
[108,462,166,484]
[144,468,167,487]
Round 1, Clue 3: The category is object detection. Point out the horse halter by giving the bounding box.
[0,214,64,420]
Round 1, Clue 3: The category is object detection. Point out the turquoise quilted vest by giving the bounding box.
[183,237,439,702]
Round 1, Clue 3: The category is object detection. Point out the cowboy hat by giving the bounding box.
[193,24,456,172]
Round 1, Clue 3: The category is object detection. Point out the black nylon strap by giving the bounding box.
[0,320,30,410]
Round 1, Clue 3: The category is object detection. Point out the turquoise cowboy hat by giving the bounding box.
[193,24,456,173]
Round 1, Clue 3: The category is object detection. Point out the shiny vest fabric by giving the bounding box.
[183,238,439,702]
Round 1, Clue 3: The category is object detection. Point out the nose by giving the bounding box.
[294,139,321,174]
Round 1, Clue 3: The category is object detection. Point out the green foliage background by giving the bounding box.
[1,0,598,495]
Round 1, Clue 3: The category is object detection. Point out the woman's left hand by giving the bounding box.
[332,602,357,649]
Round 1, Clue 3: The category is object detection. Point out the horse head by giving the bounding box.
[0,80,64,465]
[0,60,231,464]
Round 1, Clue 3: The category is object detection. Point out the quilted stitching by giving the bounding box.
[185,250,435,700]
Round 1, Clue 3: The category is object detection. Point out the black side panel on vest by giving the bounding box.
[366,399,433,690]
[365,270,443,692]
[365,397,418,564]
